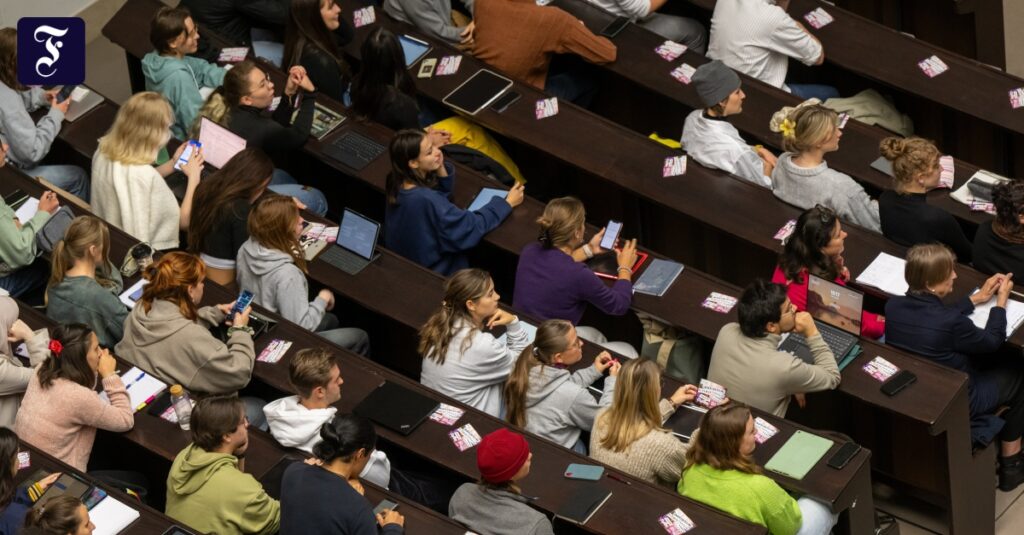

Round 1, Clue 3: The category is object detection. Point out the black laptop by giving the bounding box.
[778,274,862,365]
[353,381,439,436]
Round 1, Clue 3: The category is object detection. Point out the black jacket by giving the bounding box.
[226,91,316,167]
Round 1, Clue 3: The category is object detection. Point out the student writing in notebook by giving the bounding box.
[707,280,840,417]
[678,402,837,535]
[973,180,1024,278]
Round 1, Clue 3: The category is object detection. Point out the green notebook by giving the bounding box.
[764,430,834,480]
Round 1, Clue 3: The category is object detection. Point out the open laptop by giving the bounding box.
[317,208,381,275]
[199,117,247,168]
[778,274,863,366]
[354,381,439,436]
[64,86,104,122]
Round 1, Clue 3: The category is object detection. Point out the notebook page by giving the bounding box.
[855,253,908,296]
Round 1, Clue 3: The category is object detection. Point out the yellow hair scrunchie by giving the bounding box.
[780,118,796,139]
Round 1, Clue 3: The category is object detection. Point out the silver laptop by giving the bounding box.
[317,209,381,275]
[64,86,103,122]
[778,274,863,366]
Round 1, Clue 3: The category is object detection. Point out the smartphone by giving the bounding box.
[600,17,630,38]
[600,220,623,250]
[880,370,917,396]
[231,290,255,318]
[56,84,77,102]
[174,140,201,171]
[826,442,862,470]
[564,463,605,480]
[373,499,399,516]
[490,91,521,113]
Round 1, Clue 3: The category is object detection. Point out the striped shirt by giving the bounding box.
[707,0,822,90]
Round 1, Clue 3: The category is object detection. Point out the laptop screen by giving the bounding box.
[806,274,864,336]
[399,35,431,68]
[199,117,247,168]
[338,209,380,259]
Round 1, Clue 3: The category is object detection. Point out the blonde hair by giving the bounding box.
[904,243,955,294]
[879,137,940,192]
[537,197,586,249]
[769,100,837,154]
[190,60,261,137]
[98,92,173,165]
[596,359,666,452]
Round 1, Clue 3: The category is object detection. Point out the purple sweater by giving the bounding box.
[513,243,632,325]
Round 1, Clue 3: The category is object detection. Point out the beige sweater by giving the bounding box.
[589,399,688,487]
[14,373,133,471]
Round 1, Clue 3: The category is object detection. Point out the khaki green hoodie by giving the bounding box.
[165,444,280,535]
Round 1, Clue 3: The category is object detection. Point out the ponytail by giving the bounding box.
[46,216,113,304]
[190,87,230,138]
[536,197,585,250]
[189,60,261,138]
[503,319,573,427]
[418,269,492,364]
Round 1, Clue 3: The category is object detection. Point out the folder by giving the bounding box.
[764,430,834,480]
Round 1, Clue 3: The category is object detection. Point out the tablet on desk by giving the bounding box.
[399,34,432,68]
[442,69,513,116]
[467,187,506,211]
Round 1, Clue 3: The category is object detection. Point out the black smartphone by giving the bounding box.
[490,91,521,113]
[826,442,862,470]
[881,370,917,396]
[373,499,399,515]
[600,17,630,38]
[56,84,77,102]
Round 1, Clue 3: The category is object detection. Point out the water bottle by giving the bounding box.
[169,384,192,431]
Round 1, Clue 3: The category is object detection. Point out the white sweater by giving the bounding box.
[90,150,181,250]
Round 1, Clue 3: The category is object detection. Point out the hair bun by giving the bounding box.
[879,137,907,161]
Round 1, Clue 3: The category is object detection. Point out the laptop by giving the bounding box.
[778,274,862,366]
[321,131,387,171]
[199,117,247,168]
[64,86,104,122]
[353,381,439,436]
[317,208,381,275]
[399,34,432,68]
[442,69,513,115]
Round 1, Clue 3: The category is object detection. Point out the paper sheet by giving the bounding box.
[855,253,908,296]
[969,298,1024,338]
[14,197,39,225]
[89,495,141,535]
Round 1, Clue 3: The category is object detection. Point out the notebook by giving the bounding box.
[89,494,141,535]
[969,296,1024,338]
[354,381,439,435]
[467,187,507,212]
[99,367,167,412]
[855,252,909,296]
[554,484,612,525]
[633,258,684,296]
[764,430,834,480]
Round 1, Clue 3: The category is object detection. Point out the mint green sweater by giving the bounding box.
[678,463,802,535]
[0,199,49,275]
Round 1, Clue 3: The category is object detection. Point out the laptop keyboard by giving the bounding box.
[322,132,386,171]
[319,245,369,274]
[787,325,855,358]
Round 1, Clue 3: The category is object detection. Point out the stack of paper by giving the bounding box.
[855,253,908,296]
[969,298,1024,338]
[89,495,140,535]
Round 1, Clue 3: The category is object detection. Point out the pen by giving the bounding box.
[607,472,631,485]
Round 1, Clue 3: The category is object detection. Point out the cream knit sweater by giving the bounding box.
[589,399,689,487]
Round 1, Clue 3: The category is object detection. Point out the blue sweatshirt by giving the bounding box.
[280,462,402,535]
[384,162,511,275]
[0,487,35,535]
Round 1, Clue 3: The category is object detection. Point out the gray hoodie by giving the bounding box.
[115,299,254,395]
[449,484,554,535]
[236,239,325,331]
[0,83,63,167]
[523,365,615,449]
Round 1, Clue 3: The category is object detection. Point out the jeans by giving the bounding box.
[269,168,328,216]
[545,56,599,107]
[576,325,639,359]
[639,14,707,55]
[251,28,284,68]
[317,313,371,356]
[788,84,841,102]
[27,164,90,202]
[243,396,269,431]
[0,259,48,298]
[795,496,839,535]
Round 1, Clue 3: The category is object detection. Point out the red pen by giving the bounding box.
[607,472,631,485]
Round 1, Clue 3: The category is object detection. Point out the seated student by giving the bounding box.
[771,205,885,339]
[166,396,280,535]
[769,103,879,230]
[472,0,616,105]
[678,402,837,535]
[45,216,127,348]
[878,136,972,262]
[115,252,266,428]
[192,61,328,215]
[383,0,474,47]
[419,269,529,417]
[91,92,204,251]
[142,6,226,140]
[585,0,706,51]
[681,60,775,188]
[15,324,133,472]
[0,29,89,202]
[590,359,695,487]
[973,180,1024,277]
[351,27,525,183]
[236,195,370,354]
[449,428,553,534]
[707,280,840,417]
[0,428,61,535]
[769,102,881,232]
[513,197,638,357]
[280,414,405,534]
[22,495,95,535]
[264,348,391,488]
[282,0,352,103]
[0,297,49,428]
[384,129,523,275]
[0,187,59,298]
[707,0,834,101]
[885,244,1024,490]
[504,319,620,452]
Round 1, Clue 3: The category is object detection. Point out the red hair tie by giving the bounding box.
[48,340,63,356]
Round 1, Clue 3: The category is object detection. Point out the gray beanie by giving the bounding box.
[692,60,741,108]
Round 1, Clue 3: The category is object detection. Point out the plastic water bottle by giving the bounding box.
[169,384,192,431]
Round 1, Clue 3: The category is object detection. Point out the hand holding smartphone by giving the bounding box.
[231,290,255,319]
[174,140,202,171]
[600,220,623,250]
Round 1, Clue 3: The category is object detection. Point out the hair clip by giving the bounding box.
[779,118,796,140]
[48,340,63,357]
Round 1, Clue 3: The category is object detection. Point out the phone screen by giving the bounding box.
[600,17,630,38]
[232,290,254,317]
[174,141,201,171]
[373,500,399,516]
[600,220,622,250]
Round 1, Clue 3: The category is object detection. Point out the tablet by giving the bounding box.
[467,187,506,211]
[399,34,432,68]
[199,117,247,168]
[442,69,513,116]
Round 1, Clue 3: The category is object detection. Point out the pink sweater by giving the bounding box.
[14,374,134,471]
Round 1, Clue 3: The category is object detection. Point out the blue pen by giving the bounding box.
[124,371,146,390]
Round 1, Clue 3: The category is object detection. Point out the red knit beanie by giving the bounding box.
[477,429,530,484]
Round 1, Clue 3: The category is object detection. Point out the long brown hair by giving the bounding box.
[188,148,274,254]
[385,129,438,205]
[777,205,840,283]
[247,194,306,272]
[283,0,349,81]
[47,216,116,295]
[36,324,96,390]
[596,359,665,452]
[683,402,760,474]
[504,319,574,427]
[191,60,260,136]
[0,28,23,91]
[0,428,19,508]
[418,269,492,365]
[139,252,206,321]
[537,197,585,249]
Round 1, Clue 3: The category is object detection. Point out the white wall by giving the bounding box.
[0,0,97,29]
[1006,1,1024,78]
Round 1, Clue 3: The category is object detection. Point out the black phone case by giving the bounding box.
[827,442,861,469]
[881,370,917,396]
